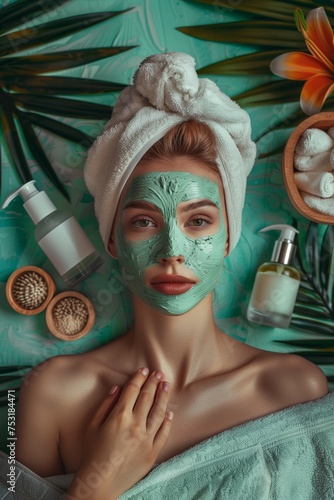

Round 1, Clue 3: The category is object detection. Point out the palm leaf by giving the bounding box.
[25,112,94,146]
[0,92,32,186]
[0,1,133,200]
[13,94,112,120]
[3,75,125,95]
[289,223,334,335]
[319,226,334,308]
[258,95,334,156]
[0,47,135,75]
[198,50,285,75]
[291,317,334,336]
[276,339,334,348]
[186,0,324,21]
[295,352,334,364]
[16,112,69,200]
[296,288,325,305]
[0,0,71,35]
[234,80,303,107]
[180,0,334,153]
[304,222,320,287]
[0,365,31,407]
[0,384,22,406]
[0,10,132,56]
[293,304,332,318]
[0,365,31,375]
[256,108,307,143]
[0,374,27,384]
[177,20,305,48]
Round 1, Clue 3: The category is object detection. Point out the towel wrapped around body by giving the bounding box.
[1,393,333,500]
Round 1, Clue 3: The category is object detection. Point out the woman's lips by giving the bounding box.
[150,275,196,295]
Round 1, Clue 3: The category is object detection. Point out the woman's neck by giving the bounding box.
[125,294,230,391]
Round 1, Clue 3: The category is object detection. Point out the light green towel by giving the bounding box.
[0,393,333,499]
[118,393,334,500]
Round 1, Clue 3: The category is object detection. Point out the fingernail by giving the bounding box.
[166,411,174,420]
[109,385,118,395]
[155,371,163,380]
[140,367,149,376]
[162,382,169,392]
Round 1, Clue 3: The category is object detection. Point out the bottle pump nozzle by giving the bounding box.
[2,180,103,287]
[260,224,299,265]
[2,180,56,224]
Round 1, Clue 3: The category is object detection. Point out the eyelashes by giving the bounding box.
[130,215,213,231]
[185,217,211,228]
[132,218,157,229]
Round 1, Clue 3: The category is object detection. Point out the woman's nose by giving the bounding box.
[155,219,185,264]
[158,255,185,265]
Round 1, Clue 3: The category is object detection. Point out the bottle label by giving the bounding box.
[250,271,300,316]
[38,217,97,276]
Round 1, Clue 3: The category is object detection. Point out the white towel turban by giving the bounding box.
[84,52,256,254]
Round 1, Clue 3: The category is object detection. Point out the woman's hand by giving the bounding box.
[66,368,173,500]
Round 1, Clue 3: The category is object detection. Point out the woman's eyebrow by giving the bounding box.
[180,199,219,213]
[124,200,161,212]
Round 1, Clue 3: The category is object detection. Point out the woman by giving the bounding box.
[15,53,330,499]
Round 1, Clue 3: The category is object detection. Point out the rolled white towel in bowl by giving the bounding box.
[294,171,334,198]
[301,192,334,216]
[327,126,334,140]
[294,149,334,171]
[295,128,333,155]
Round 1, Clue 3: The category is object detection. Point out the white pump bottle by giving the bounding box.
[246,224,301,328]
[2,181,103,287]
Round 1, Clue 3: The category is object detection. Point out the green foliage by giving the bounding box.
[0,0,134,199]
[0,365,31,406]
[179,0,334,148]
[275,223,334,374]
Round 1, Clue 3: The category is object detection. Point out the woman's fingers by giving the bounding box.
[88,385,120,430]
[90,368,173,443]
[113,367,150,413]
[145,380,170,434]
[153,411,174,450]
[133,370,164,422]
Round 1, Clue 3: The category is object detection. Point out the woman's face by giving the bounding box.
[109,157,228,315]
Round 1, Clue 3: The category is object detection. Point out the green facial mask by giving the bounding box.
[115,171,227,315]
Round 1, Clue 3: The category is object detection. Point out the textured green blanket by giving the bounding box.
[0,393,333,499]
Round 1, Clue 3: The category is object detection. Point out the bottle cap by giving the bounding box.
[2,180,56,224]
[260,224,299,265]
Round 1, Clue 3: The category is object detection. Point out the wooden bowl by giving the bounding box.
[282,111,334,224]
[46,291,95,341]
[6,266,56,315]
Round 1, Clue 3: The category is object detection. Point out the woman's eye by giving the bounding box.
[186,218,209,228]
[132,219,156,228]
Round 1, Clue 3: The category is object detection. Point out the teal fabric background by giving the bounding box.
[0,0,333,451]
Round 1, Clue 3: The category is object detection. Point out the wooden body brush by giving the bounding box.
[46,291,95,340]
[6,266,56,315]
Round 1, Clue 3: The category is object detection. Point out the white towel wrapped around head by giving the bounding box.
[84,52,256,254]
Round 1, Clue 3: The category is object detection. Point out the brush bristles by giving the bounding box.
[13,271,48,309]
[52,297,89,336]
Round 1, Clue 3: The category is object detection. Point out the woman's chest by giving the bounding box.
[153,386,264,464]
[60,379,265,473]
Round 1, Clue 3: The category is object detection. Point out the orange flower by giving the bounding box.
[270,7,334,115]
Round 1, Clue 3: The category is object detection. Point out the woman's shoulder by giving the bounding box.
[21,344,115,403]
[256,350,329,407]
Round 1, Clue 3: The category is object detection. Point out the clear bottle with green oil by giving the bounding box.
[247,224,301,328]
